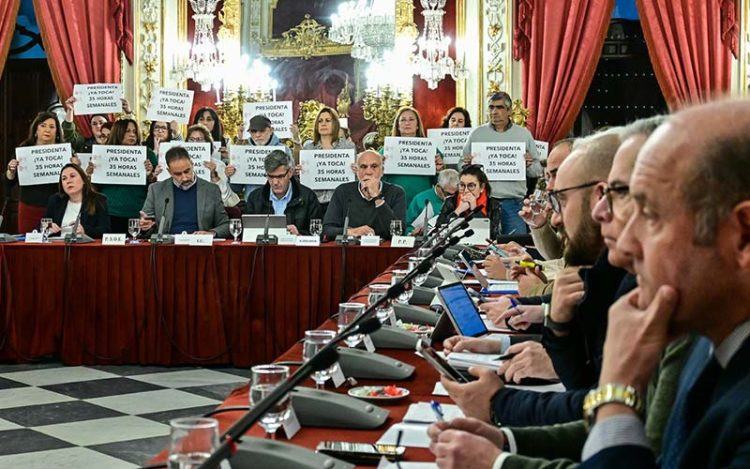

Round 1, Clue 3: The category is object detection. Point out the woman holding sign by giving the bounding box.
[44,164,110,238]
[2,111,66,233]
[436,165,502,240]
[301,106,356,207]
[380,107,442,207]
[91,119,158,233]
[192,107,228,161]
[144,120,182,155]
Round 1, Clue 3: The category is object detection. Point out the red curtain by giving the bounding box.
[515,0,614,143]
[0,0,21,79]
[32,0,127,138]
[636,0,737,110]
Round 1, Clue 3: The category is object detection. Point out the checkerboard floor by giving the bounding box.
[0,361,251,468]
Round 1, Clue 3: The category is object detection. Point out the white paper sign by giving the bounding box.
[102,233,127,245]
[427,128,473,165]
[146,87,194,124]
[299,149,356,190]
[383,137,436,176]
[73,83,123,115]
[331,363,346,388]
[472,142,526,181]
[242,101,293,139]
[361,235,381,246]
[295,235,321,246]
[229,145,284,185]
[535,140,549,160]
[90,145,147,185]
[16,143,72,186]
[157,142,212,182]
[76,153,92,171]
[391,235,416,248]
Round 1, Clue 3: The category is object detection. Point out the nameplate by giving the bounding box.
[295,235,320,246]
[282,406,301,439]
[190,234,214,246]
[363,334,376,353]
[278,234,298,245]
[25,232,43,243]
[361,235,381,246]
[174,234,193,245]
[391,235,415,248]
[102,233,127,245]
[331,363,346,388]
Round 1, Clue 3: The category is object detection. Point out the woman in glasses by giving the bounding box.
[435,165,502,240]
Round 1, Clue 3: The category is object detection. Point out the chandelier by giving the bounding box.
[330,0,396,63]
[413,0,467,89]
[171,0,224,91]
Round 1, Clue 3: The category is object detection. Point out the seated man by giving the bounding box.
[406,168,458,235]
[245,149,322,235]
[323,150,406,240]
[139,146,230,237]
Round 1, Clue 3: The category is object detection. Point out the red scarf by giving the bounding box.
[456,189,489,216]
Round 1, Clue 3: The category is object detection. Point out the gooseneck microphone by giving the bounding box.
[256,203,278,245]
[151,197,174,244]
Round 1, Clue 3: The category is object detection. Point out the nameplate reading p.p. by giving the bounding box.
[295,235,320,247]
[391,235,415,248]
[361,235,381,246]
[102,233,127,245]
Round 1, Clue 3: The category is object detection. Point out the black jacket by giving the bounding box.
[44,193,111,239]
[436,194,502,241]
[245,178,322,235]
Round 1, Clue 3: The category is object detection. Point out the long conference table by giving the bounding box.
[150,259,440,466]
[0,241,409,366]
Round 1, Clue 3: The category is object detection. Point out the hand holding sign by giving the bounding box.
[299,149,355,190]
[472,142,526,182]
[73,84,123,115]
[382,137,437,176]
[147,88,195,124]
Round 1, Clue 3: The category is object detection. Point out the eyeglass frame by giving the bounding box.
[266,168,291,181]
[548,181,600,213]
[603,184,630,216]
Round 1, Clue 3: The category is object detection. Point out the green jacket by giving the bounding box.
[405,186,443,233]
[98,147,158,218]
[501,334,695,468]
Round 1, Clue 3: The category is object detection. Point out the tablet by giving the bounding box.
[436,282,488,338]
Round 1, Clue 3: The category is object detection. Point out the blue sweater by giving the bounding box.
[171,184,199,234]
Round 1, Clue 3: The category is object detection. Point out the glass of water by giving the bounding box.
[309,219,322,237]
[390,219,403,237]
[40,218,53,242]
[168,417,219,468]
[530,189,548,215]
[368,283,394,324]
[390,269,413,304]
[229,218,242,244]
[250,364,291,439]
[337,302,366,348]
[408,256,430,287]
[128,218,141,244]
[303,330,337,389]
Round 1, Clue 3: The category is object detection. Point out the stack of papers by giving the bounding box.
[377,422,432,448]
[403,402,464,423]
[438,351,504,370]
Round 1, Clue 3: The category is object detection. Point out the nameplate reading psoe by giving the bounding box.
[102,233,127,245]
[295,235,320,246]
[391,235,415,248]
[360,235,381,246]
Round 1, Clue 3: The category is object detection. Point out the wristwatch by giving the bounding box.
[543,302,572,333]
[583,383,644,430]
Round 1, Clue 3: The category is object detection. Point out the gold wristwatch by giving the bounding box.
[583,383,644,430]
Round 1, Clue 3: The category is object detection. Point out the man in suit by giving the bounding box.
[578,99,750,467]
[139,146,230,238]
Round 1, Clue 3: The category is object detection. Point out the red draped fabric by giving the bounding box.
[113,0,134,65]
[516,0,614,143]
[0,0,20,79]
[32,0,125,138]
[636,0,737,110]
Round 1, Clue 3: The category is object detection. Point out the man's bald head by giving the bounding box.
[557,133,621,186]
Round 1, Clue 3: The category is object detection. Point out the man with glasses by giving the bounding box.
[406,168,459,235]
[323,150,406,239]
[459,92,542,235]
[246,150,321,235]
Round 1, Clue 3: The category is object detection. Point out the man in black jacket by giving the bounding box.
[245,150,322,235]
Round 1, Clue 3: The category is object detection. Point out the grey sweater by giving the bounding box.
[460,123,542,199]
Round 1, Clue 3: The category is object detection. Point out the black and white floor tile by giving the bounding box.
[0,362,250,468]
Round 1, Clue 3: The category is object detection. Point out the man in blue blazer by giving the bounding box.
[581,99,750,468]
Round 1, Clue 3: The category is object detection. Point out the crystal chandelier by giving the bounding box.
[171,0,224,91]
[330,0,396,63]
[413,0,467,89]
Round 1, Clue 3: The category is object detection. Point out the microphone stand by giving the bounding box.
[151,197,174,244]
[256,204,278,245]
[197,233,466,469]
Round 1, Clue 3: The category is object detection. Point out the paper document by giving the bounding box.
[444,351,504,370]
[432,382,449,396]
[377,423,432,448]
[507,382,566,393]
[480,315,514,333]
[403,402,464,423]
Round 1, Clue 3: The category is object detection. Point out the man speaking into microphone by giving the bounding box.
[323,150,406,240]
[139,146,230,237]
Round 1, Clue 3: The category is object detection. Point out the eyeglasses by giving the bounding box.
[548,181,599,213]
[266,169,290,180]
[488,104,508,111]
[458,182,478,192]
[154,125,168,131]
[603,184,630,216]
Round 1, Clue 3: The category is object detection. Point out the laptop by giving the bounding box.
[241,214,288,242]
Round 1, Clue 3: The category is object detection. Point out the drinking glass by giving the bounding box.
[391,269,413,304]
[40,218,53,242]
[368,283,394,324]
[390,219,403,237]
[128,218,141,244]
[337,302,366,348]
[229,218,242,244]
[416,247,436,276]
[530,189,548,215]
[249,364,291,439]
[309,219,323,237]
[167,417,219,469]
[303,330,337,389]
[408,256,430,287]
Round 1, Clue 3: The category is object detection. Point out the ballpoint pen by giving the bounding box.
[430,400,445,422]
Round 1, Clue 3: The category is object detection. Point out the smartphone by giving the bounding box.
[316,441,405,464]
[486,241,510,258]
[416,339,469,383]
[458,250,475,269]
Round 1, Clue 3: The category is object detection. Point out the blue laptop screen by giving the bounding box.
[439,283,487,337]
